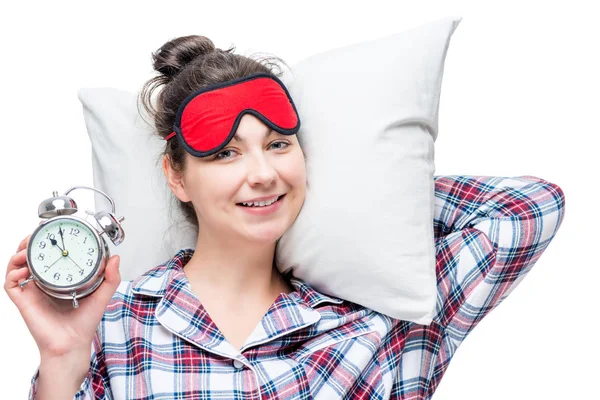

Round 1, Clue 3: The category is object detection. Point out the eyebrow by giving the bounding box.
[232,129,275,142]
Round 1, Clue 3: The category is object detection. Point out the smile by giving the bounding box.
[239,195,280,207]
[236,194,285,215]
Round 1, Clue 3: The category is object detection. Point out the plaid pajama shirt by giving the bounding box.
[29,175,566,400]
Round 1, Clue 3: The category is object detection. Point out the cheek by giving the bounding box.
[192,170,235,209]
[283,152,307,185]
[281,157,307,205]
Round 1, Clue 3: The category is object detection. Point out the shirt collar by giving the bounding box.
[130,248,344,358]
[131,248,344,308]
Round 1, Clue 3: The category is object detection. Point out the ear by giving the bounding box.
[163,155,192,203]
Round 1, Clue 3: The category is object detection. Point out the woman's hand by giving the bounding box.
[4,233,121,361]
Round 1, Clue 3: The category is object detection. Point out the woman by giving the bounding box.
[5,35,566,399]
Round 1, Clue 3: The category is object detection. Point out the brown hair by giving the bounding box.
[137,35,293,235]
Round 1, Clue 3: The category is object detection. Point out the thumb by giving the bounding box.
[86,255,121,309]
[103,254,121,288]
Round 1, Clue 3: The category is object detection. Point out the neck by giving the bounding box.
[183,230,293,305]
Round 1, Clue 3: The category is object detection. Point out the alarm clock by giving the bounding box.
[20,185,125,308]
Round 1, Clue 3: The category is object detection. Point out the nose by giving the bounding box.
[246,152,278,186]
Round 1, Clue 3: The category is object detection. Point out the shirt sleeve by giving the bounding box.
[418,175,566,398]
[28,329,112,399]
[430,175,566,329]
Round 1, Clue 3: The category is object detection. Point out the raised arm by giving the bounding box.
[407,175,567,398]
[430,175,566,328]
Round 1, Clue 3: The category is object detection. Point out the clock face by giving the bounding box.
[28,218,101,288]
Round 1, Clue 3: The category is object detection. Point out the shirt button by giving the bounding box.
[233,360,244,369]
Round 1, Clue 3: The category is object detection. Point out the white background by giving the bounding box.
[0,0,596,398]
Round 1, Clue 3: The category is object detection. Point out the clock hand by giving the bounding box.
[49,238,67,254]
[50,238,84,273]
[43,255,63,273]
[66,255,85,274]
[58,226,67,252]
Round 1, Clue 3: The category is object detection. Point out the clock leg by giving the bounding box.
[19,275,35,289]
[71,291,79,308]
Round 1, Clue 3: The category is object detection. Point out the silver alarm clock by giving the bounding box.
[20,186,125,308]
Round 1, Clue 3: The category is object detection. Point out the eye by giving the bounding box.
[212,141,290,161]
[269,141,290,150]
[213,149,238,160]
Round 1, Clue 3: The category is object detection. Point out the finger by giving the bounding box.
[82,255,121,315]
[105,255,121,284]
[4,264,47,314]
[16,235,32,253]
[5,265,31,291]
[6,249,28,279]
[4,265,32,306]
[96,255,121,299]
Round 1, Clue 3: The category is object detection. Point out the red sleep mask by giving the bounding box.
[164,73,301,157]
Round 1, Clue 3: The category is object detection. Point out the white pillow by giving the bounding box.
[79,16,461,324]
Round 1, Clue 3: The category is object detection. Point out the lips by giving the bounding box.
[237,194,285,207]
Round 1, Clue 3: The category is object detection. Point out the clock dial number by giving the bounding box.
[32,220,100,287]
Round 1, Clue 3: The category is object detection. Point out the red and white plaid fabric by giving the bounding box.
[29,175,566,399]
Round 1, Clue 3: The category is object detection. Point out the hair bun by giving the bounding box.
[152,35,216,79]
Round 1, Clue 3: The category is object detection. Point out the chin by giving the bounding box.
[241,222,291,244]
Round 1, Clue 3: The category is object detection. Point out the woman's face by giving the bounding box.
[166,114,307,244]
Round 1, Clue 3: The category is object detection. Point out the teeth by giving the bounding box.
[242,196,279,207]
